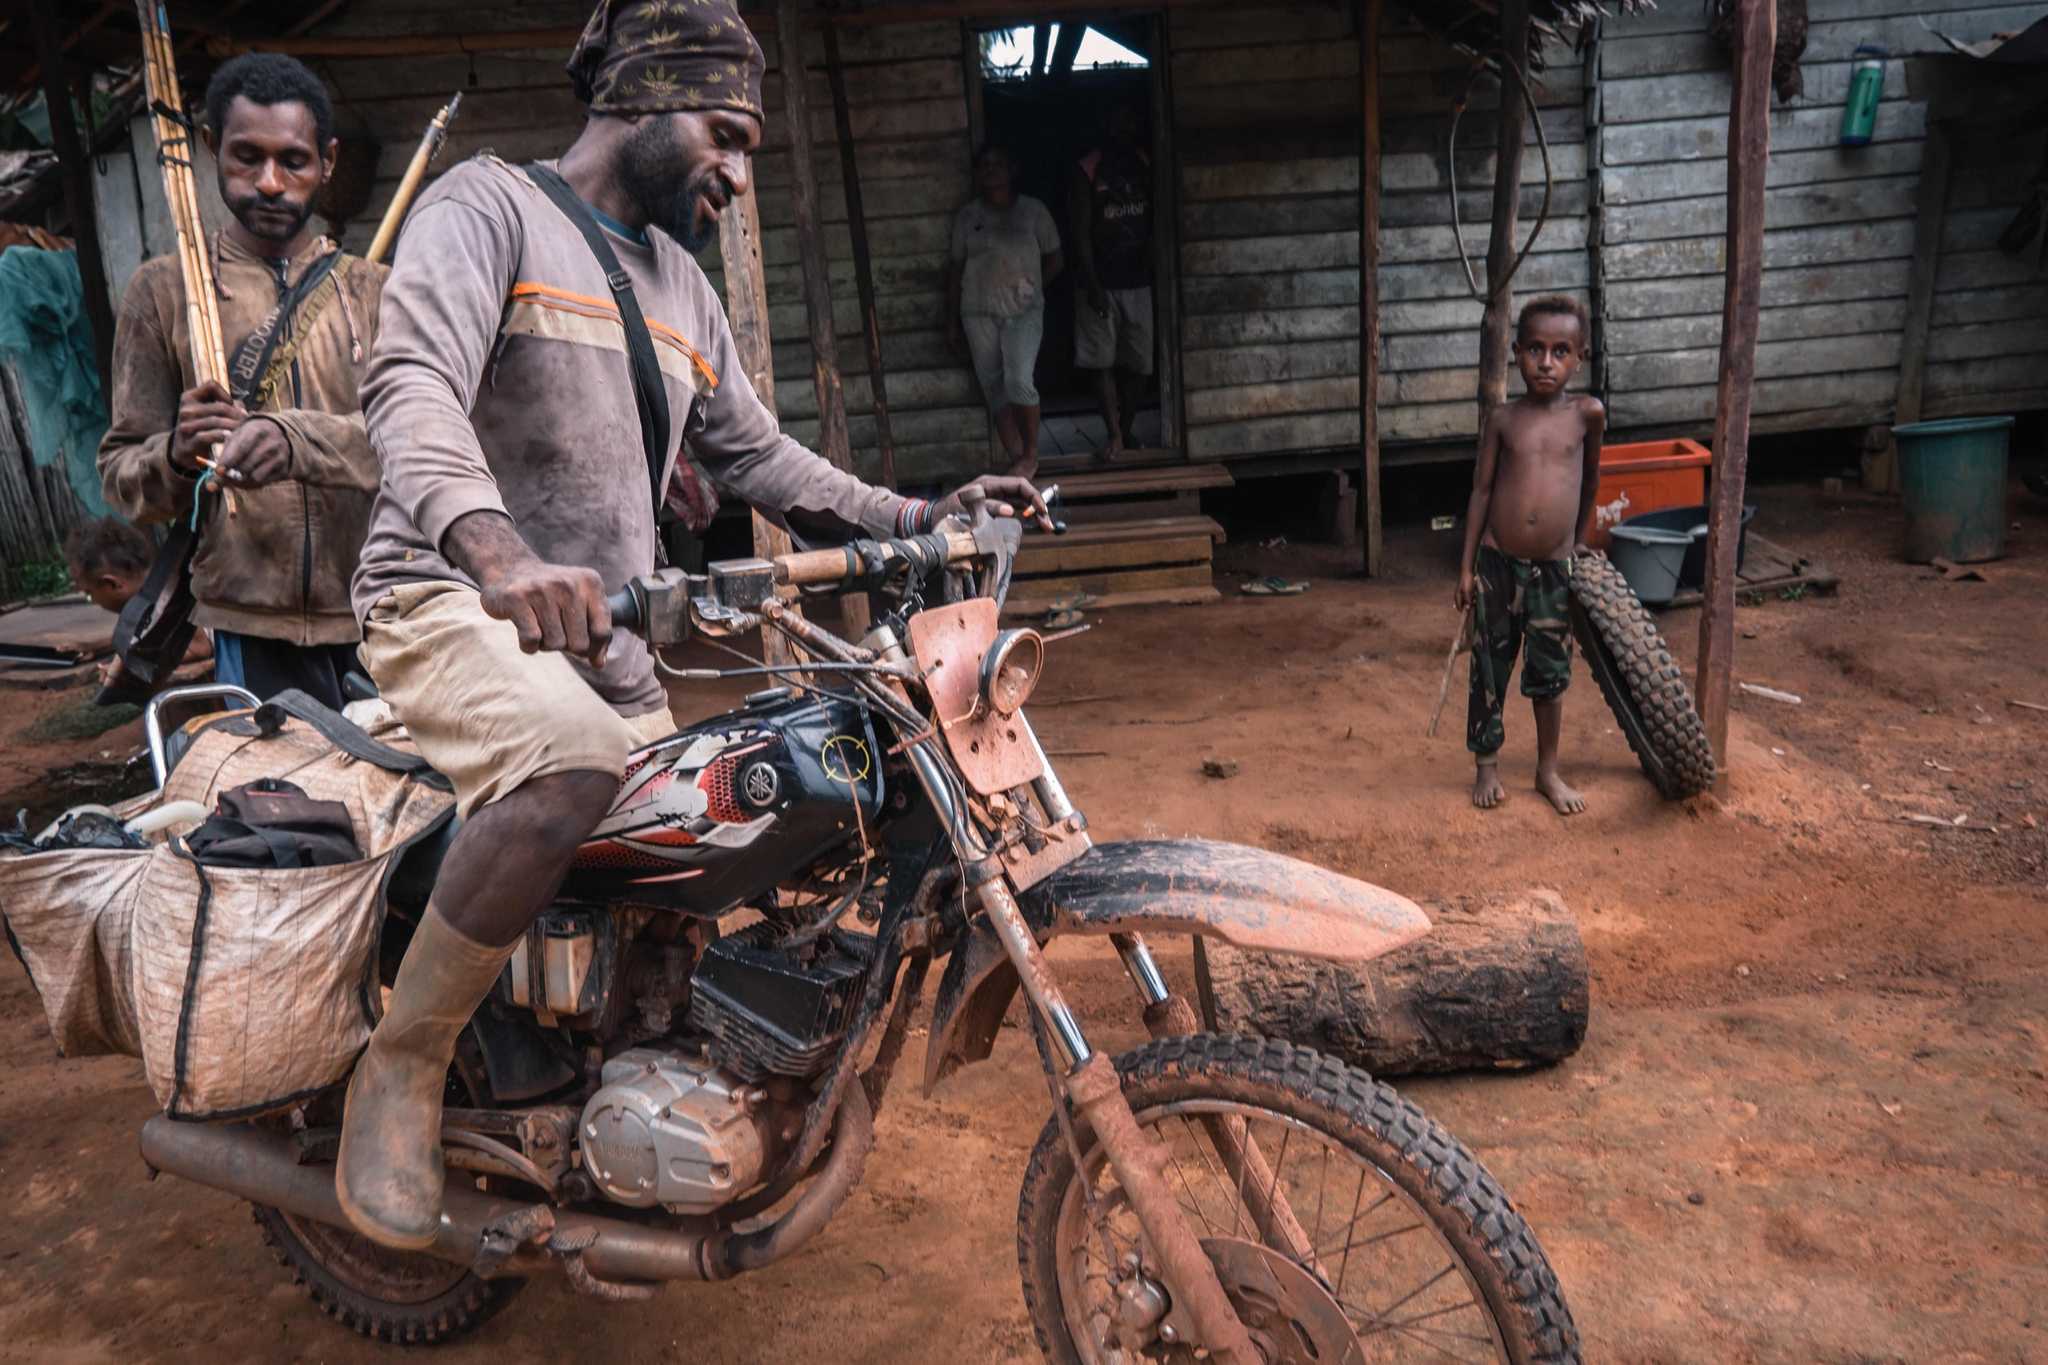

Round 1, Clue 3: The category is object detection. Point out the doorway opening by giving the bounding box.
[971,18,1169,455]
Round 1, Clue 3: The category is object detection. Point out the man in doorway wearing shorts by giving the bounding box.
[1070,104,1154,456]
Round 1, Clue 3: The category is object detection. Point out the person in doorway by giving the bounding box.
[1455,295,1606,816]
[948,144,1062,478]
[63,516,211,690]
[98,53,383,710]
[337,0,1048,1253]
[1069,104,1154,457]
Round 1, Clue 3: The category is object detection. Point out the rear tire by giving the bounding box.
[1016,1034,1580,1363]
[1569,551,1715,800]
[253,1203,523,1346]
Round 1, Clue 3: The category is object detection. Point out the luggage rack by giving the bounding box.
[144,684,260,787]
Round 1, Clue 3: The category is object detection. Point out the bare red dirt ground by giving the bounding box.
[3,483,2044,1362]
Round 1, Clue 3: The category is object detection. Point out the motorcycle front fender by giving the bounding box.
[922,839,1431,1092]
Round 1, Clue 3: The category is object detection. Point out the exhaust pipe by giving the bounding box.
[139,1081,874,1286]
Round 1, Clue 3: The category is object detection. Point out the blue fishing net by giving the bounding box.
[0,246,110,518]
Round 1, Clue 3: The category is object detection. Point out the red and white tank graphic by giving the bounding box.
[573,728,779,882]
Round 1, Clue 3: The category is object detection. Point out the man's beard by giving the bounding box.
[620,120,720,253]
[223,183,315,243]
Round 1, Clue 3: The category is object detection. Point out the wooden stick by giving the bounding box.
[1695,0,1775,778]
[365,92,461,265]
[135,0,227,397]
[1426,606,1474,738]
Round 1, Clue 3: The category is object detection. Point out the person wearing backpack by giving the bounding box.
[337,0,1048,1253]
[97,54,381,710]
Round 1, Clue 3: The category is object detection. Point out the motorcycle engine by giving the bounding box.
[578,1046,777,1215]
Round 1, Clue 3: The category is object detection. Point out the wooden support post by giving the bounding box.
[30,0,116,392]
[717,182,803,670]
[776,0,867,636]
[1358,0,1385,577]
[824,24,896,489]
[1886,118,1952,493]
[1148,12,1183,453]
[1475,0,1530,433]
[1695,0,1776,777]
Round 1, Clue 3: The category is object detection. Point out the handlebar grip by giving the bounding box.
[604,585,643,633]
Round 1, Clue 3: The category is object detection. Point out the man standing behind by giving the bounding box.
[1069,104,1154,457]
[98,54,382,708]
[337,0,1044,1251]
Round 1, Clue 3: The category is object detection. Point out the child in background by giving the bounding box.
[63,517,209,688]
[1454,296,1606,815]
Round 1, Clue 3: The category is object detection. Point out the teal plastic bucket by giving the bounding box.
[1892,416,2013,563]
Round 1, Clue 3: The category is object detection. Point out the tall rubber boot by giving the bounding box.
[335,906,515,1250]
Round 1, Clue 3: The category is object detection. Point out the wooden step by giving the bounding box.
[1046,464,1235,501]
[1001,562,1215,604]
[1023,515,1225,549]
[1035,446,1184,476]
[1004,585,1221,616]
[1017,534,1214,578]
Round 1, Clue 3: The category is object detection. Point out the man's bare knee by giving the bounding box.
[477,769,619,849]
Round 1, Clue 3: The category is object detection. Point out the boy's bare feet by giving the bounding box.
[1536,766,1585,815]
[1472,760,1506,809]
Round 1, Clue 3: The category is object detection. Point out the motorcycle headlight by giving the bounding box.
[979,628,1044,718]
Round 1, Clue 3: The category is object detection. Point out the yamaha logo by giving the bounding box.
[741,762,780,808]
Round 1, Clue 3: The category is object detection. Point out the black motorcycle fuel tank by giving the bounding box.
[561,687,885,916]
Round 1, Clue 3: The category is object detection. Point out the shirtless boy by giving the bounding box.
[1455,295,1606,814]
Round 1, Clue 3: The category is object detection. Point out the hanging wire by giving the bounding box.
[1447,49,1556,303]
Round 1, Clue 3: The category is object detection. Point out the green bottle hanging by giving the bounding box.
[1840,45,1886,145]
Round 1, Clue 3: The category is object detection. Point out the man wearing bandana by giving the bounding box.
[338,0,1046,1250]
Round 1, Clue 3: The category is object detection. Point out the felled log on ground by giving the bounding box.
[1196,890,1589,1076]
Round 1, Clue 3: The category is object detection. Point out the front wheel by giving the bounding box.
[1016,1035,1579,1363]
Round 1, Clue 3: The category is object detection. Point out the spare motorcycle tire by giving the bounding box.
[1568,551,1716,800]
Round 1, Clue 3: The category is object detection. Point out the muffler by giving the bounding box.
[139,1081,873,1286]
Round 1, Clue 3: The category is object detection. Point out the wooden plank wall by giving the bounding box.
[298,0,2048,475]
[723,20,984,487]
[1596,0,2048,435]
[1170,1,1592,461]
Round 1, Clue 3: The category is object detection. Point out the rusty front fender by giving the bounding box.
[921,840,1430,1092]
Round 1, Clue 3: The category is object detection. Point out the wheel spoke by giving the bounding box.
[1044,1093,1529,1365]
[1320,1189,1398,1266]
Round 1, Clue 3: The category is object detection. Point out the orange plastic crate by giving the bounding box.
[1585,438,1711,549]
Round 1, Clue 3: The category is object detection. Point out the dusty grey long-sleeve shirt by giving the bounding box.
[355,155,909,714]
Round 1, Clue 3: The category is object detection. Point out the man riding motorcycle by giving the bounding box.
[343,0,1046,1251]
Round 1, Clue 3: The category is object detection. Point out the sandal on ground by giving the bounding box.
[1240,576,1308,597]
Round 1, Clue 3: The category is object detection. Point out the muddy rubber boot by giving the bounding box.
[335,907,514,1250]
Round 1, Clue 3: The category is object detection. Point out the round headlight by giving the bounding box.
[979,628,1045,717]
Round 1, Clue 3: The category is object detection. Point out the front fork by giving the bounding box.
[977,875,1259,1364]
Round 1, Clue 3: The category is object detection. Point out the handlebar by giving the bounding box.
[605,529,988,642]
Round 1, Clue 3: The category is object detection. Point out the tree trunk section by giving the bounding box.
[1201,890,1588,1076]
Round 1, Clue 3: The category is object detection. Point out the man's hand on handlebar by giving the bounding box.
[479,559,613,668]
[445,513,615,668]
[932,474,1054,533]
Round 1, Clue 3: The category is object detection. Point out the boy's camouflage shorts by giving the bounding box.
[1467,545,1573,758]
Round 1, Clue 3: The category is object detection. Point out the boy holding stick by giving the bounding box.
[1455,295,1606,815]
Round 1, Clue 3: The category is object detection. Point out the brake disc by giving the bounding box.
[1198,1237,1363,1365]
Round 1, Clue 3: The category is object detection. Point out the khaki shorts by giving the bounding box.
[1074,286,1154,375]
[962,307,1044,409]
[360,581,674,818]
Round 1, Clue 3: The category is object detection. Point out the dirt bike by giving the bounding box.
[138,518,1580,1362]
